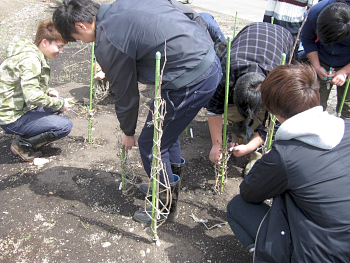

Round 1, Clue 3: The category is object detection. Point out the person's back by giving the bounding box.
[207,22,293,117]
[227,63,350,262]
[268,117,350,261]
[95,0,213,88]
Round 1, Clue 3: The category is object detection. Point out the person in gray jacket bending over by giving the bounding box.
[227,63,350,261]
[53,0,222,223]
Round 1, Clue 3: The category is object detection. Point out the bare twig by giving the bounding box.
[288,9,310,65]
[63,60,90,69]
[73,45,89,56]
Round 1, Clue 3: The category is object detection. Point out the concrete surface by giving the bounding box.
[189,0,268,22]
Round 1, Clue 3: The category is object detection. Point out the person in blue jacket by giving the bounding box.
[300,0,350,118]
[52,0,222,223]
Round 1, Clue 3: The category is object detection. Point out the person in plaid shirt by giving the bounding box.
[207,22,293,164]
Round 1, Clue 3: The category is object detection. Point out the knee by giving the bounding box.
[58,119,73,138]
[226,194,244,221]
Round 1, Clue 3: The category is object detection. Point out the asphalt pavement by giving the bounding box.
[189,0,268,22]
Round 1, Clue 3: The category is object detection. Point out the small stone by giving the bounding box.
[33,158,49,166]
[101,242,111,248]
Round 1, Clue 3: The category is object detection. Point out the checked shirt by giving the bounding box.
[207,22,293,115]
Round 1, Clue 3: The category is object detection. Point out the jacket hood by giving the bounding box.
[275,106,344,150]
[6,37,40,58]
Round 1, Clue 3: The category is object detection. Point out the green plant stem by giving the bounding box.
[220,36,231,193]
[151,51,161,237]
[338,74,350,116]
[88,43,95,143]
[233,12,238,38]
[267,53,286,151]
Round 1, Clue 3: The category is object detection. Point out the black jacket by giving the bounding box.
[241,108,350,262]
[94,0,214,136]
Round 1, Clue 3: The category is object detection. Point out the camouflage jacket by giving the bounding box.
[0,37,64,125]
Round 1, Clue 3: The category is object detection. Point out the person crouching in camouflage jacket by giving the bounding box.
[0,19,73,161]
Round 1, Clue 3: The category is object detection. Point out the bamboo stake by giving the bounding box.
[220,36,231,192]
[267,53,286,151]
[121,145,126,191]
[233,12,238,38]
[151,51,162,240]
[338,74,350,117]
[88,42,95,143]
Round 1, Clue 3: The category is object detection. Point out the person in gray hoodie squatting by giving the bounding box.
[52,0,222,223]
[226,63,350,261]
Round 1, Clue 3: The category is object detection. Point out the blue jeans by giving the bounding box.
[226,195,269,248]
[1,107,73,139]
[138,56,222,183]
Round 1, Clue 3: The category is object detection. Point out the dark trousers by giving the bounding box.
[138,56,222,183]
[226,194,269,248]
[319,61,350,119]
[1,107,72,139]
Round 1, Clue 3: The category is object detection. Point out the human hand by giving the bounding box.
[314,66,328,81]
[230,144,251,157]
[332,70,347,86]
[209,144,222,163]
[60,98,74,111]
[94,71,105,80]
[121,133,137,151]
[49,90,59,97]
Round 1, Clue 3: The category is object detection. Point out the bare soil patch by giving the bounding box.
[0,0,336,262]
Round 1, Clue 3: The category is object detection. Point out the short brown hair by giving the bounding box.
[261,63,320,119]
[34,19,67,47]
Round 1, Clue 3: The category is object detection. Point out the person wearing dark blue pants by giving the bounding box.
[52,0,223,223]
[138,56,222,184]
[226,195,269,253]
[1,107,73,160]
[0,19,72,162]
[1,107,72,139]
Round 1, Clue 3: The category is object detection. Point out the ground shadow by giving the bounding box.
[28,166,139,216]
[159,214,253,263]
[67,212,152,245]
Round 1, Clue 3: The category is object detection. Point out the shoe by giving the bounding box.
[133,208,168,223]
[134,175,181,223]
[23,131,57,149]
[10,138,42,162]
[246,243,255,253]
[139,157,185,194]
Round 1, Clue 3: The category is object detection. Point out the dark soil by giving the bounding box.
[0,0,337,262]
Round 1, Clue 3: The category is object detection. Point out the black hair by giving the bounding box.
[214,42,228,60]
[233,72,265,121]
[52,0,100,42]
[317,2,350,45]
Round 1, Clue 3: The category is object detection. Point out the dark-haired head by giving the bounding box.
[234,72,265,122]
[317,2,350,45]
[52,0,100,42]
[261,63,320,119]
